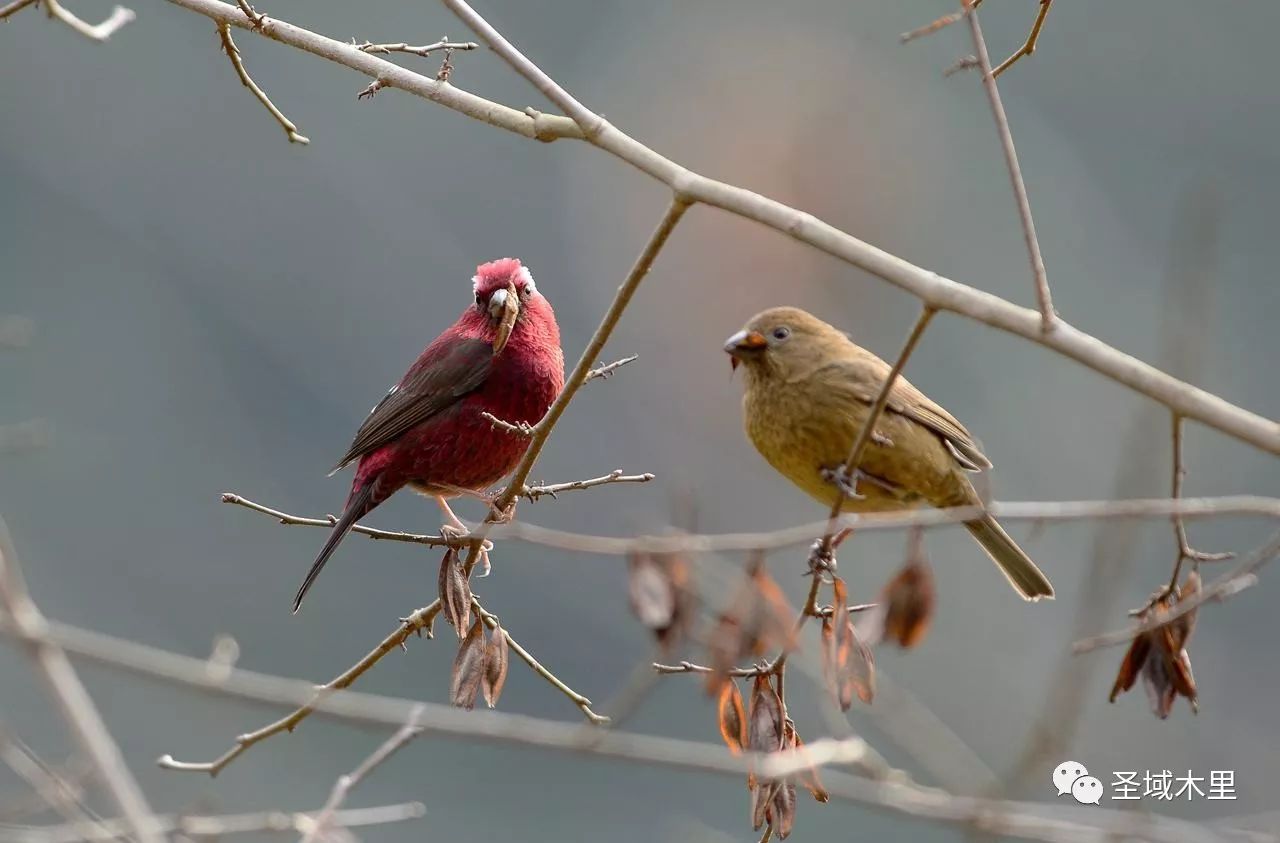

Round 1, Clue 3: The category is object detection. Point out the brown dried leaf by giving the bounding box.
[449,616,487,710]
[750,779,779,832]
[783,721,829,803]
[705,612,743,696]
[749,554,794,656]
[1171,569,1200,649]
[880,554,936,649]
[827,577,875,709]
[437,549,471,638]
[766,781,798,839]
[482,622,509,709]
[747,674,784,755]
[1108,633,1151,702]
[717,679,747,754]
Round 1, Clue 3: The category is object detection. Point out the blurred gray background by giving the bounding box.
[3,0,1279,839]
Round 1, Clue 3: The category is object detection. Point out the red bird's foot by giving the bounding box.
[440,522,495,577]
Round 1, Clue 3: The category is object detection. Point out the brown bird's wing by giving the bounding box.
[331,337,494,472]
[817,356,993,471]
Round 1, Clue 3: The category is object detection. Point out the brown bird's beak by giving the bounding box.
[490,281,520,355]
[723,329,767,370]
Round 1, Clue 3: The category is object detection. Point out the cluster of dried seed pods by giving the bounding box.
[439,549,509,710]
[1110,570,1200,719]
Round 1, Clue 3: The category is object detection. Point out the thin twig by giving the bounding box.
[584,355,638,382]
[299,707,425,843]
[961,0,1056,329]
[0,519,164,843]
[0,0,40,21]
[487,198,688,519]
[0,610,1246,843]
[39,0,133,41]
[820,307,937,555]
[156,601,441,775]
[0,804,426,843]
[217,23,310,144]
[223,490,1280,556]
[352,38,476,58]
[990,0,1054,77]
[900,10,964,43]
[1169,414,1234,583]
[1073,528,1280,654]
[522,470,654,501]
[473,601,609,725]
[0,733,114,842]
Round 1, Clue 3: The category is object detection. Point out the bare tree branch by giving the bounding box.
[156,601,440,775]
[0,803,426,843]
[224,490,1280,556]
[0,609,1252,843]
[217,22,309,144]
[38,0,133,41]
[1073,528,1280,654]
[961,0,1055,328]
[299,708,425,843]
[0,519,164,843]
[90,0,1275,454]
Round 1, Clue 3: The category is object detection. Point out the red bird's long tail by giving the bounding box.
[293,483,376,613]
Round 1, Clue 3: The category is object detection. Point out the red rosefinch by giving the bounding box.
[294,258,564,612]
[724,306,1053,600]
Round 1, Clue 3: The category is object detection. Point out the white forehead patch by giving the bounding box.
[517,265,537,294]
[471,274,481,293]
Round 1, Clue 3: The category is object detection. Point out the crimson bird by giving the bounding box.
[293,258,564,613]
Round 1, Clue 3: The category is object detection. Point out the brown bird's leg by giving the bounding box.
[435,495,495,576]
[820,466,866,501]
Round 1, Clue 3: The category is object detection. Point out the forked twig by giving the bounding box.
[217,22,310,144]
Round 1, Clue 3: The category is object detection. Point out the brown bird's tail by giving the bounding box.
[293,483,376,614]
[963,514,1054,601]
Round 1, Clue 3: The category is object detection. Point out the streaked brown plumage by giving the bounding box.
[725,306,1053,601]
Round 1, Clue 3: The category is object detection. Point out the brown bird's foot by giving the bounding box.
[807,539,838,579]
[871,431,894,448]
[821,465,866,501]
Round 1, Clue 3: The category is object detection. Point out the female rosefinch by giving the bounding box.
[293,258,564,612]
[724,306,1053,600]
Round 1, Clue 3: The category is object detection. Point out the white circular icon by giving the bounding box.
[1052,761,1089,797]
[1071,775,1104,805]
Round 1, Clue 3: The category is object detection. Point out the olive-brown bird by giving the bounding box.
[724,306,1053,601]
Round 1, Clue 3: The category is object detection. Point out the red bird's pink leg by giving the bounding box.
[435,495,494,577]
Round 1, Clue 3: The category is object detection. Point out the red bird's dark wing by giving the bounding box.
[332,337,494,472]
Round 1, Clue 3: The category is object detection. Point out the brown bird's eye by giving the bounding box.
[771,326,791,341]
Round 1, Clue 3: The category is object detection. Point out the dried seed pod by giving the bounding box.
[437,549,471,638]
[826,578,875,709]
[783,720,829,803]
[767,781,798,839]
[482,621,509,709]
[449,616,487,709]
[717,679,747,754]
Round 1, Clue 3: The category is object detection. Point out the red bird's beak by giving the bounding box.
[723,329,767,371]
[490,282,520,355]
